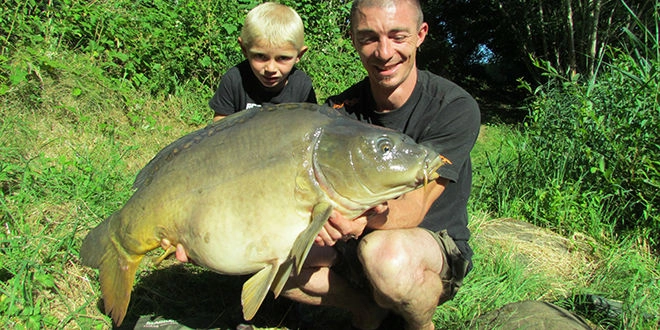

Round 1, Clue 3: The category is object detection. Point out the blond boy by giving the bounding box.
[209,2,317,121]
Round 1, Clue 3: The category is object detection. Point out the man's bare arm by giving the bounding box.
[315,178,448,246]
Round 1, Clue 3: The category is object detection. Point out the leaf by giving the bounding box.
[222,23,238,35]
[9,68,28,85]
[34,273,55,289]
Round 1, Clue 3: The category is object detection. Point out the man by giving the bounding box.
[281,1,481,329]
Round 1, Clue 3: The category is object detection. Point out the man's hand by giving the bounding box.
[314,204,388,246]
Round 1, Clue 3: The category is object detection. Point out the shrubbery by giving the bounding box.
[474,11,659,246]
[1,0,364,99]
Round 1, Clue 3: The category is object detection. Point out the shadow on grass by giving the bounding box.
[96,263,351,330]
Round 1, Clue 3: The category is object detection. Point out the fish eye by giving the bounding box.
[376,137,393,154]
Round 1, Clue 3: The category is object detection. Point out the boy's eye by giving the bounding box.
[277,56,294,62]
[253,54,269,61]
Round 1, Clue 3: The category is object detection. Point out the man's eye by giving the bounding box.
[357,36,377,45]
[392,34,408,42]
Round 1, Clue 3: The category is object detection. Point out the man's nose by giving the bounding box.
[374,38,394,60]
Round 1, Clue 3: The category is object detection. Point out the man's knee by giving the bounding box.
[357,231,421,295]
[357,231,407,274]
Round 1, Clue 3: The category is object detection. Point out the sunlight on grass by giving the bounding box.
[1,19,659,330]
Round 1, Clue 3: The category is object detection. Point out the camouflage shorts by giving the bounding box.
[332,229,469,304]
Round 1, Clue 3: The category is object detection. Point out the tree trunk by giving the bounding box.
[586,0,602,77]
[563,0,578,76]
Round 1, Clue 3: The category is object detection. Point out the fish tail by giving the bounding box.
[80,213,144,326]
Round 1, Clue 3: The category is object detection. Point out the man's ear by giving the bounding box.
[350,31,358,50]
[416,22,429,47]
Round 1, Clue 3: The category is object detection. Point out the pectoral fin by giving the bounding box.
[241,262,278,321]
[291,202,333,275]
[271,258,294,298]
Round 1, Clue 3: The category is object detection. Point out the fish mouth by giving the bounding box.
[416,154,447,187]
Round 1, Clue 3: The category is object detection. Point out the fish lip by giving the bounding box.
[416,155,444,186]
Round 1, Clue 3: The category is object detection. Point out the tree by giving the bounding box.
[420,0,657,82]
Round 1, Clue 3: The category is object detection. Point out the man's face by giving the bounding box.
[351,2,428,91]
[241,38,306,90]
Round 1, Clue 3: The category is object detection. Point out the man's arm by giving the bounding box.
[367,178,447,230]
[314,178,448,246]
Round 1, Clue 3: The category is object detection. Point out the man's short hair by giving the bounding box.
[350,0,424,31]
[241,2,305,51]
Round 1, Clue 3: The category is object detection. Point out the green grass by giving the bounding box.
[1,45,659,330]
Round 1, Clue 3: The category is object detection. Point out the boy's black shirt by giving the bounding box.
[209,60,317,116]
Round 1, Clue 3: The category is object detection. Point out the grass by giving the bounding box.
[1,48,659,329]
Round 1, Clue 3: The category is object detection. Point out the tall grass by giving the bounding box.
[0,46,211,328]
[473,1,659,244]
[468,3,660,327]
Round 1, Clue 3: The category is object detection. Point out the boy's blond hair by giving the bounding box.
[241,2,305,50]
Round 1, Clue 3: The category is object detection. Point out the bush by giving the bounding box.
[474,7,659,245]
[0,0,364,98]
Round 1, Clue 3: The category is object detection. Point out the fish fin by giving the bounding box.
[271,259,294,298]
[241,263,278,321]
[99,249,143,326]
[152,245,176,265]
[79,215,113,269]
[291,202,333,275]
[79,213,144,326]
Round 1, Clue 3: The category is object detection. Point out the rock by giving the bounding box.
[473,218,597,290]
[469,300,592,329]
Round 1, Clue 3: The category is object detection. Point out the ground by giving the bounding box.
[104,217,606,330]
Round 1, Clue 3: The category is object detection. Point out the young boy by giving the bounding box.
[209,2,317,121]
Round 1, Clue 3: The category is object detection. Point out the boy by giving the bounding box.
[209,2,317,121]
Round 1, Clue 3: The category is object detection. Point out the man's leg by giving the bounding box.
[282,245,388,330]
[357,228,448,330]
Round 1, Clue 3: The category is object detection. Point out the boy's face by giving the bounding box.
[240,38,307,90]
[351,2,427,91]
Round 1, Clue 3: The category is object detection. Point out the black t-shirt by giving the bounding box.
[326,70,481,264]
[209,60,317,116]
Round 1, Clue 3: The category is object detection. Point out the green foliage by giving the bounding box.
[519,42,659,236]
[0,0,364,98]
[473,4,659,245]
[1,0,658,328]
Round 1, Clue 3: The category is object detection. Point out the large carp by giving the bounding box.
[79,103,446,326]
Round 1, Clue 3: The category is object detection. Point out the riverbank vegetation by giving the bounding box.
[1,0,658,328]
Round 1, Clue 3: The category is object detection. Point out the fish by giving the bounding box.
[79,102,446,326]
